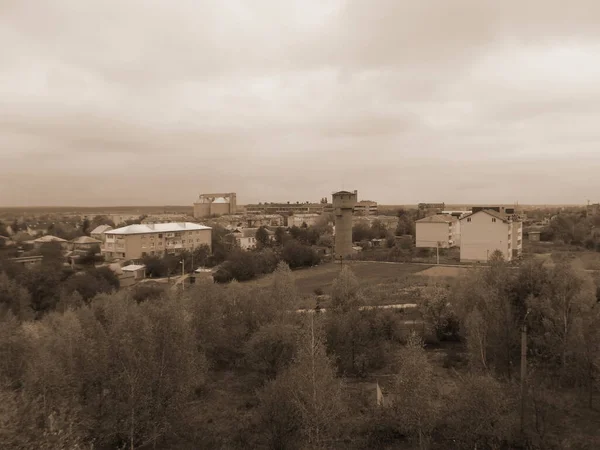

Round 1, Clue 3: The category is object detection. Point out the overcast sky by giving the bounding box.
[1,0,599,207]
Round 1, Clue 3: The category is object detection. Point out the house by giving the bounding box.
[90,225,113,242]
[288,213,322,228]
[70,236,102,251]
[229,227,275,250]
[415,214,460,248]
[102,222,212,260]
[32,235,68,249]
[459,210,523,262]
[528,231,541,241]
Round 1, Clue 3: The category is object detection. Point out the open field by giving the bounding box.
[246,261,432,295]
[415,265,471,278]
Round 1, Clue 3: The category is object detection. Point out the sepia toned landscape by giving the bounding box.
[2,1,600,449]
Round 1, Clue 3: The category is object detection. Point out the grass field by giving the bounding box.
[246,261,432,296]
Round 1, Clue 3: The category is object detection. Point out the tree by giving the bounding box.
[20,266,62,317]
[285,316,345,447]
[246,323,298,379]
[442,374,516,449]
[419,282,459,342]
[256,226,271,249]
[39,242,65,268]
[274,227,288,246]
[80,217,91,236]
[392,333,440,449]
[330,266,362,313]
[527,261,597,377]
[0,273,32,321]
[143,255,169,278]
[282,240,320,269]
[352,222,374,242]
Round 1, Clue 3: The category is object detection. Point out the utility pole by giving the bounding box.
[520,309,530,435]
[180,258,185,292]
[436,241,440,265]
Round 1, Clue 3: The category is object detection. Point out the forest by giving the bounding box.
[1,252,600,449]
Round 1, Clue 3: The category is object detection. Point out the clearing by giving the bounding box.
[246,261,432,295]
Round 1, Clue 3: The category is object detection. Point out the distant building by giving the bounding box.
[288,213,322,228]
[33,235,68,249]
[459,210,523,262]
[415,215,460,248]
[102,222,212,260]
[90,225,113,243]
[528,231,541,241]
[352,215,398,230]
[70,236,102,251]
[229,227,275,250]
[245,202,329,215]
[354,200,378,216]
[587,203,600,217]
[141,214,194,224]
[193,193,237,218]
[210,214,285,229]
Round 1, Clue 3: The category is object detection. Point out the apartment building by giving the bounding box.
[415,214,460,248]
[102,222,212,260]
[353,200,378,216]
[459,210,522,262]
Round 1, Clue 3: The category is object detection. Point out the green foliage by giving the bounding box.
[246,323,298,379]
[419,282,460,342]
[391,333,440,448]
[0,272,32,320]
[330,266,362,313]
[255,226,271,248]
[282,240,321,269]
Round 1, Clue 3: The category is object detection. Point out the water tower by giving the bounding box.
[332,190,358,258]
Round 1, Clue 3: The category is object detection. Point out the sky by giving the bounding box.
[1,0,600,207]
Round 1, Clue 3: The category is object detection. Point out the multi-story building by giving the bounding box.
[209,214,285,229]
[353,200,378,216]
[459,210,522,262]
[415,214,460,248]
[102,222,212,260]
[245,202,327,215]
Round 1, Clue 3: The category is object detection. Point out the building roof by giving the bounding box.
[121,264,146,271]
[71,236,102,244]
[416,214,457,224]
[34,235,67,243]
[90,225,113,235]
[460,209,509,222]
[333,190,356,195]
[213,197,229,204]
[106,222,212,235]
[355,200,377,206]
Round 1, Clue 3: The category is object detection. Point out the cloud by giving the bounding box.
[1,0,600,206]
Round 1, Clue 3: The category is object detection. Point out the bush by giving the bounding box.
[213,267,233,283]
[282,240,320,269]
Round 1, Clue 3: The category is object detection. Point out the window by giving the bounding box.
[142,252,147,257]
[467,218,471,222]
[158,234,163,238]
[492,218,496,223]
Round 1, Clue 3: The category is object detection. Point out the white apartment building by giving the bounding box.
[415,214,460,248]
[102,222,212,260]
[459,210,522,262]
